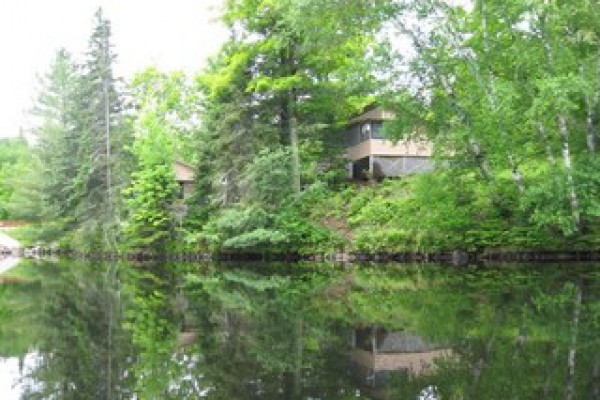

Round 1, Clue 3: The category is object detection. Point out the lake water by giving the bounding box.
[0,259,598,399]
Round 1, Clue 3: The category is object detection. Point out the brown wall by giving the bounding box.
[349,349,452,375]
[346,139,432,162]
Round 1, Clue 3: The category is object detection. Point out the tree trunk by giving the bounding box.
[513,324,527,360]
[565,283,582,400]
[469,308,502,400]
[402,26,495,183]
[591,358,600,400]
[542,345,559,397]
[293,318,303,398]
[585,99,597,154]
[469,137,494,181]
[557,115,581,229]
[461,2,525,192]
[469,333,495,400]
[583,51,599,154]
[103,79,116,251]
[284,318,303,400]
[289,113,301,195]
[537,6,581,231]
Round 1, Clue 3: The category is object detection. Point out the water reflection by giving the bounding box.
[349,327,450,398]
[0,261,598,399]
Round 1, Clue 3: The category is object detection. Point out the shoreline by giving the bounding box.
[19,248,600,265]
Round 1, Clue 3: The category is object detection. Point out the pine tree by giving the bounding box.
[32,49,80,223]
[74,8,124,249]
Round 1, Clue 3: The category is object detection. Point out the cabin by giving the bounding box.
[174,160,195,199]
[345,107,432,179]
[348,326,450,398]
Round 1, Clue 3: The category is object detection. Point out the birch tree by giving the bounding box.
[387,0,600,235]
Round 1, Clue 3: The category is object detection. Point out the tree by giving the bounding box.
[123,68,203,253]
[0,137,34,220]
[73,7,126,249]
[385,0,600,236]
[123,112,178,252]
[187,0,390,251]
[32,49,81,223]
[30,9,129,249]
[21,261,133,400]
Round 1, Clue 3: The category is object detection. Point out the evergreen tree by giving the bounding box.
[73,7,125,249]
[29,9,128,249]
[192,0,386,208]
[32,49,81,226]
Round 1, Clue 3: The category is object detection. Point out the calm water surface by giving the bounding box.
[0,259,598,399]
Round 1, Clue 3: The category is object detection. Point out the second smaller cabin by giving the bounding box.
[174,160,195,199]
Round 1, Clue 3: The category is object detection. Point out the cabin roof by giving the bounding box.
[378,332,441,353]
[349,107,395,125]
[174,160,195,182]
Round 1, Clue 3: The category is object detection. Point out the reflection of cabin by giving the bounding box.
[349,326,450,398]
[174,160,195,199]
[346,107,432,179]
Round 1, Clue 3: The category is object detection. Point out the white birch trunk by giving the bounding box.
[557,115,581,228]
[536,7,581,230]
[586,100,596,154]
[292,318,303,398]
[289,114,301,195]
[468,137,493,181]
[469,333,495,400]
[542,346,559,397]
[592,358,600,400]
[513,324,527,360]
[584,54,599,154]
[463,1,525,192]
[405,27,495,182]
[565,283,582,400]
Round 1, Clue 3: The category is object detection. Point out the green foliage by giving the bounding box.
[241,147,294,207]
[24,10,129,250]
[14,0,600,254]
[274,206,345,254]
[383,0,600,242]
[197,206,283,252]
[190,184,346,254]
[0,261,42,357]
[0,137,36,220]
[129,67,201,162]
[21,261,134,399]
[123,112,178,252]
[184,0,386,254]
[122,267,181,398]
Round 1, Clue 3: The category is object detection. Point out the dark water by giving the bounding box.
[1,260,599,399]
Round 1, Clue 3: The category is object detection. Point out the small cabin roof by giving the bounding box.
[349,107,395,125]
[174,160,195,182]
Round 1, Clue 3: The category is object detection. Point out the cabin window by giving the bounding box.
[178,182,185,199]
[371,122,385,139]
[347,125,361,146]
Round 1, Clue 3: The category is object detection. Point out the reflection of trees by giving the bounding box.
[12,261,600,400]
[21,261,134,400]
[184,263,600,400]
[0,266,42,358]
[380,266,600,400]
[122,262,206,399]
[17,260,206,400]
[184,265,358,399]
